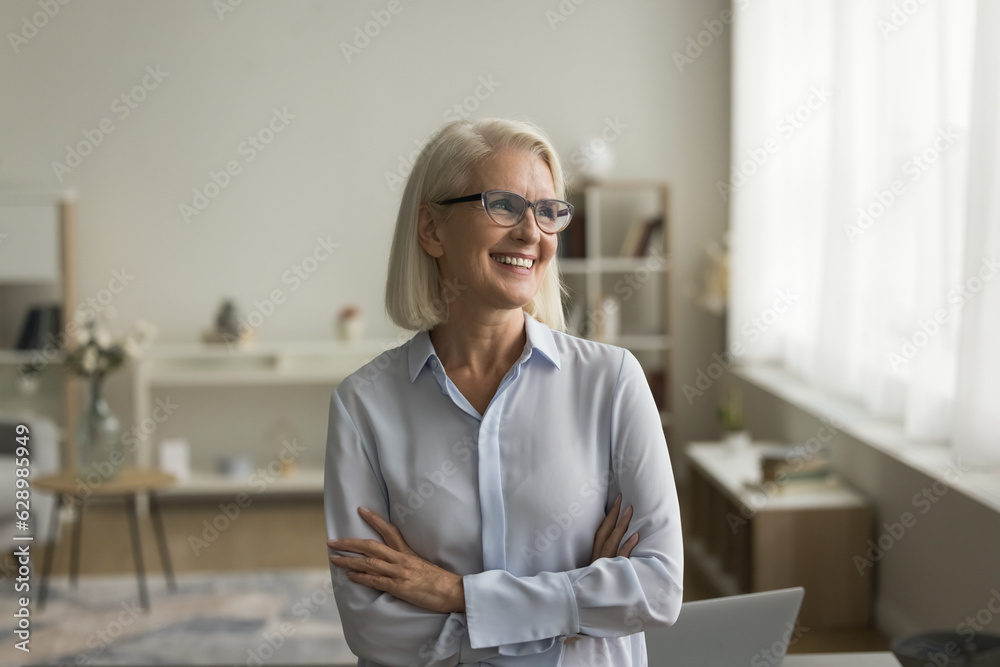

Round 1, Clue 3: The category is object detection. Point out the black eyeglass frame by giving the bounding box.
[435,190,575,234]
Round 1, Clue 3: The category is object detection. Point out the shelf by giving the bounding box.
[558,257,670,274]
[160,467,325,496]
[685,537,742,598]
[0,349,65,364]
[131,340,395,472]
[606,334,671,351]
[560,180,673,443]
[146,368,362,387]
[138,339,396,387]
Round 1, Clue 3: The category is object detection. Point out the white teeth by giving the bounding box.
[491,254,533,269]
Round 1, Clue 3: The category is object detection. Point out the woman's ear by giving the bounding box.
[416,204,445,258]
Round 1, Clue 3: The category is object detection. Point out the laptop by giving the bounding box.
[644,587,806,666]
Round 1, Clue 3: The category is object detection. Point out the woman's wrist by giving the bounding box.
[452,574,467,613]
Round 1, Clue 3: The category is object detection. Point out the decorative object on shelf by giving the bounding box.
[158,437,192,482]
[571,136,616,182]
[216,455,254,480]
[718,384,750,452]
[202,298,255,346]
[65,312,157,481]
[689,234,730,315]
[336,305,365,341]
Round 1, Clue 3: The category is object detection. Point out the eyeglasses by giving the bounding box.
[436,190,575,234]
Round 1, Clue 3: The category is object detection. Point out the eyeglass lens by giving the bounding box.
[484,191,572,232]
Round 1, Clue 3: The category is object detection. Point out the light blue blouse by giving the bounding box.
[324,310,683,666]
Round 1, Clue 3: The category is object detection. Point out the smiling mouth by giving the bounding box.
[490,254,534,269]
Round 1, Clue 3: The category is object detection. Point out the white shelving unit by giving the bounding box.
[132,339,394,496]
[559,180,673,441]
[0,192,79,461]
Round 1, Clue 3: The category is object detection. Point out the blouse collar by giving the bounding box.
[407,310,561,383]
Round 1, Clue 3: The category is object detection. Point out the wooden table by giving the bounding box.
[34,466,178,610]
[685,442,873,629]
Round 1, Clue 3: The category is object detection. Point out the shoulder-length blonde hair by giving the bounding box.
[385,118,568,332]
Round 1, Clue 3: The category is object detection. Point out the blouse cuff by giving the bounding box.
[463,569,579,649]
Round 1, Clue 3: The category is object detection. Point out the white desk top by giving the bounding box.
[686,441,870,511]
[785,653,901,666]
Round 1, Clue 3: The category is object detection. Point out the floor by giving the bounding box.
[3,486,890,655]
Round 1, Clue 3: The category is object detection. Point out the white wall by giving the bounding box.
[1,1,731,467]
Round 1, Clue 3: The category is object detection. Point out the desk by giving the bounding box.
[34,467,177,610]
[685,442,873,628]
[785,653,901,665]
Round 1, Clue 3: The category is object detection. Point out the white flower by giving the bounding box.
[81,346,98,374]
[94,326,113,350]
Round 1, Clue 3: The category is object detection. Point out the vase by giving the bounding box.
[75,377,123,482]
[723,429,752,453]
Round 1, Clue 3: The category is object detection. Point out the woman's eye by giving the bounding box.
[490,199,515,212]
[537,205,557,220]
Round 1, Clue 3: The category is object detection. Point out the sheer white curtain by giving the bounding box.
[953,0,1000,465]
[728,0,999,463]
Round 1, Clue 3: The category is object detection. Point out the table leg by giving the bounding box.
[125,495,149,610]
[37,493,63,611]
[69,497,85,589]
[149,493,176,592]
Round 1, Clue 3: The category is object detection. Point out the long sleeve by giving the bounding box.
[324,389,500,666]
[462,349,683,651]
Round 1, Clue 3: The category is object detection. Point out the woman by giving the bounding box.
[324,118,683,666]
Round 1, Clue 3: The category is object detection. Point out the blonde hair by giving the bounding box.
[385,118,568,332]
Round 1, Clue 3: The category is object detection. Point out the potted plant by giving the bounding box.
[718,385,751,452]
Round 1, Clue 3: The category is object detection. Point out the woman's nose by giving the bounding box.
[513,206,543,241]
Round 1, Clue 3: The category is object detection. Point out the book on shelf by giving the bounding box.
[760,446,831,483]
[645,368,666,410]
[16,304,62,350]
[618,216,664,258]
[557,210,587,259]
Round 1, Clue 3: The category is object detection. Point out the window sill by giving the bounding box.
[731,363,1000,516]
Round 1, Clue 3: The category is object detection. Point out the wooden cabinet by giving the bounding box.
[685,442,873,629]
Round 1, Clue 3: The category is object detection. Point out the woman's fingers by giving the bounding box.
[328,537,401,563]
[330,552,396,578]
[606,503,634,555]
[591,494,622,556]
[619,532,640,558]
[591,494,640,562]
[351,506,417,555]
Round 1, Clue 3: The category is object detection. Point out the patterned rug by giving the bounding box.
[0,569,356,666]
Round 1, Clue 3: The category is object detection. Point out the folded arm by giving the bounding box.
[462,349,683,651]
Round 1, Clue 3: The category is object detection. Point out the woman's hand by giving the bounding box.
[566,494,639,647]
[327,506,466,614]
[590,493,639,563]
